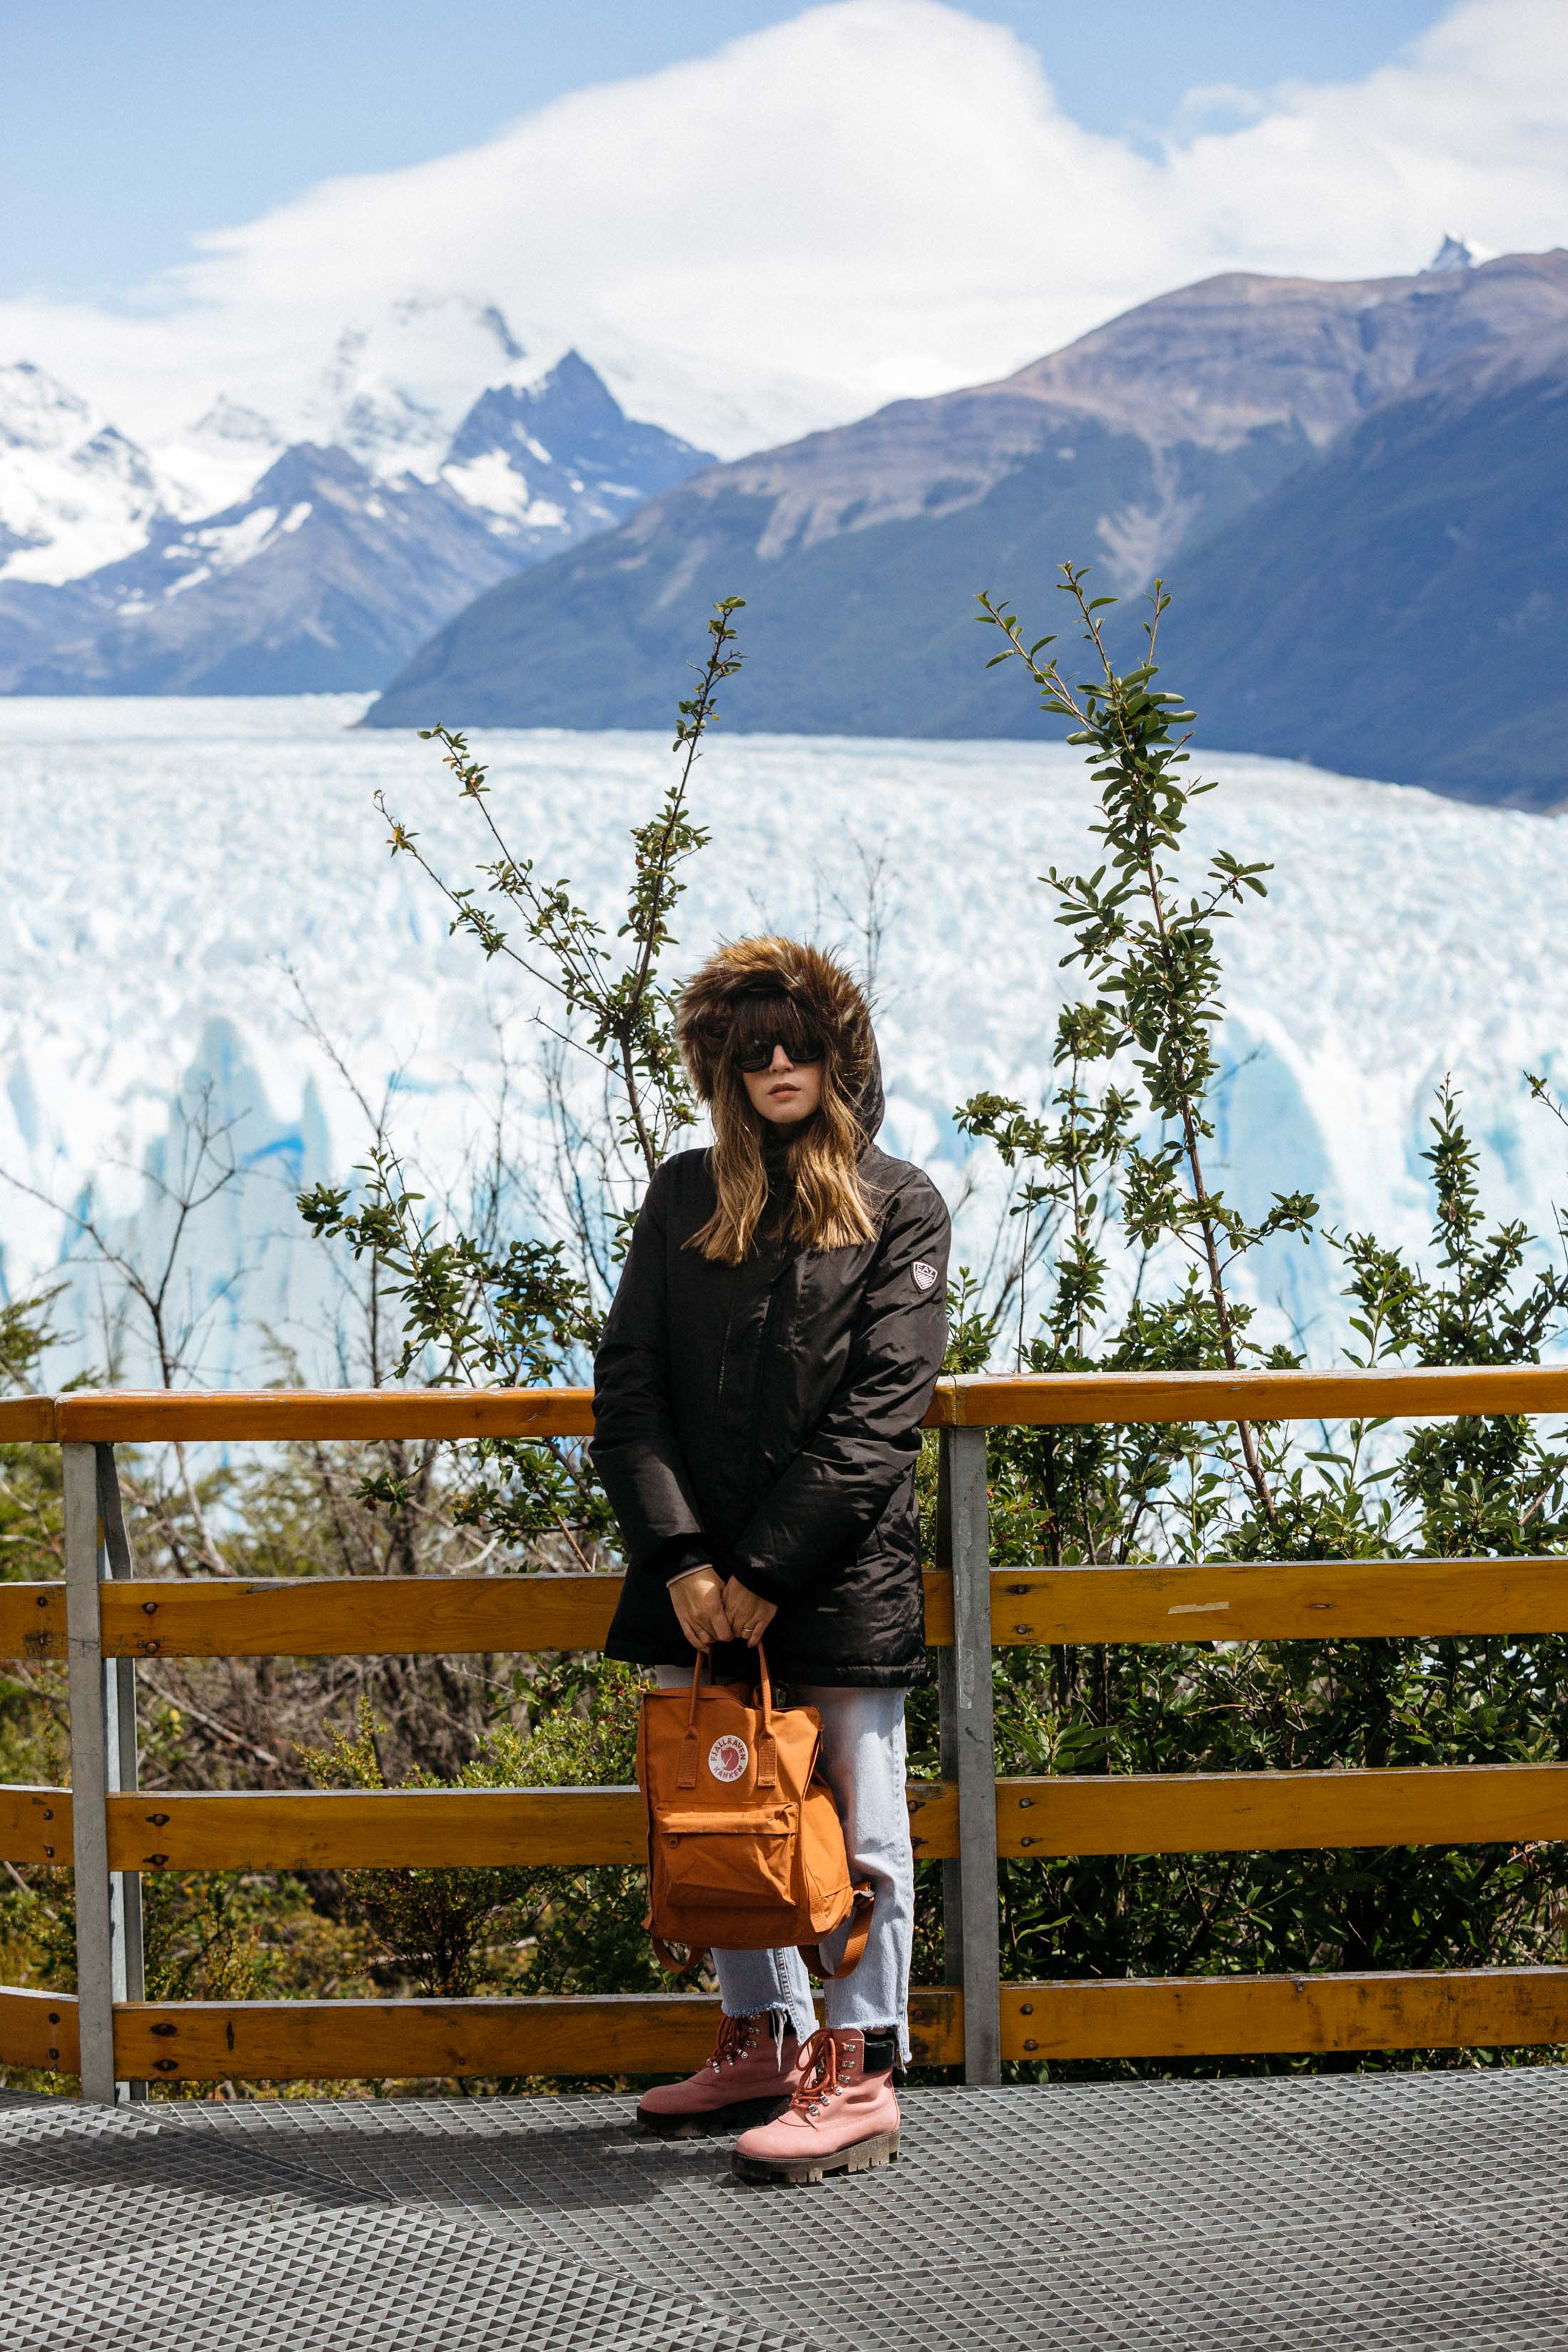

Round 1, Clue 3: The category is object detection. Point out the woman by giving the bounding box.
[592,934,950,2185]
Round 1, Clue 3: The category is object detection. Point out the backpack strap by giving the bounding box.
[800,1883,875,1981]
[754,1643,778,1790]
[651,1934,710,1976]
[678,1651,706,1788]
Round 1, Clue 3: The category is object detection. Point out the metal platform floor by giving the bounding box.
[6,2068,1568,2351]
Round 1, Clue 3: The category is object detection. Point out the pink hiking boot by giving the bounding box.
[731,2026,900,2184]
[636,2011,808,2140]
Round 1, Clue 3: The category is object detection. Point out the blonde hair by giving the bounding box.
[689,988,877,1264]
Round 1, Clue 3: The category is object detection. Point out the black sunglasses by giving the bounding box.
[732,1033,825,1074]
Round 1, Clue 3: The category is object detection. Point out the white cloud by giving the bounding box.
[1,0,1565,460]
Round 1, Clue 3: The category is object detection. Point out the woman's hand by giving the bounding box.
[722,1577,778,1648]
[669,1565,734,1652]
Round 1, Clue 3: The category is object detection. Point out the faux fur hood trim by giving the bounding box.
[676,936,878,1124]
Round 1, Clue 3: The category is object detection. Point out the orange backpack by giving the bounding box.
[638,1649,872,1979]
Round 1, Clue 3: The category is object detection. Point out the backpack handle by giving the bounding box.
[754,1644,778,1788]
[680,1644,778,1788]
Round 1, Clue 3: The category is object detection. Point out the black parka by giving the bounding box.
[592,952,950,1688]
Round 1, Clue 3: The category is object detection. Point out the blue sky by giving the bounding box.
[5,0,1451,301]
[4,0,1559,455]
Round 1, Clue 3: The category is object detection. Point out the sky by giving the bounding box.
[4,0,1450,300]
[4,0,1564,458]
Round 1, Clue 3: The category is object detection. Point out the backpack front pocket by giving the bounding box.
[656,1805,796,1910]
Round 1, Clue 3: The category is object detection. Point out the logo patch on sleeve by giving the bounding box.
[708,1734,749,1783]
[912,1261,939,1291]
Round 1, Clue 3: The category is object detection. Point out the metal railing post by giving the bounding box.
[937,1421,1001,2084]
[63,1442,128,2102]
[98,1445,146,2092]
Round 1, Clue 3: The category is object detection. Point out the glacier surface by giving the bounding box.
[3,696,1565,1383]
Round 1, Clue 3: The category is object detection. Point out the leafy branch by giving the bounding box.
[974,563,1321,1525]
[373,597,745,1177]
[299,599,745,1542]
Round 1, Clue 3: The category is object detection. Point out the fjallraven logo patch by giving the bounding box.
[912,1262,939,1291]
[708,1733,749,1783]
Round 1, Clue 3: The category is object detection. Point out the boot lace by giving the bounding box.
[785,2028,849,2120]
[708,2013,765,2073]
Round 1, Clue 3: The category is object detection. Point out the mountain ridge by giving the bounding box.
[363,249,1568,785]
[1162,311,1568,808]
[0,344,713,694]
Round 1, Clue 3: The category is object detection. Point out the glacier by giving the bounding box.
[3,694,1567,1385]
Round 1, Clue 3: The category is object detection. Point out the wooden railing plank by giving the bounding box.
[93,1554,1568,1661]
[56,1387,598,1443]
[1001,1967,1568,2060]
[74,1759,1568,1875]
[906,1779,958,1858]
[0,1985,77,2071]
[0,1584,67,1662]
[0,1399,55,1442]
[99,1572,957,1658]
[5,1965,1557,2075]
[108,1788,644,1871]
[103,1780,959,1870]
[940,1366,1568,1428]
[996,1762,1568,1858]
[113,1986,966,2080]
[0,1785,71,1866]
[101,1574,621,1659]
[991,1557,1568,1645]
[923,1570,954,1648]
[21,1366,1568,1447]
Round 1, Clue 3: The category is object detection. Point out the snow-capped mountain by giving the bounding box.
[0,363,178,584]
[438,350,716,547]
[0,319,713,693]
[156,397,287,520]
[3,443,525,696]
[298,294,536,480]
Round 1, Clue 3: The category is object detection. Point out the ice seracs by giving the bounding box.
[4,708,1566,1387]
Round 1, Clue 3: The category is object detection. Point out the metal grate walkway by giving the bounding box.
[7,2069,1568,2350]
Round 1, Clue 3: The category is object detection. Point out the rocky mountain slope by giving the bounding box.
[1163,317,1568,808]
[363,251,1568,805]
[0,311,712,694]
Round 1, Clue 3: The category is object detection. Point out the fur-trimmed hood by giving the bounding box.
[675,936,883,1139]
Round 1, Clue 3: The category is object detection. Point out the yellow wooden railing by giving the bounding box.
[4,1367,1568,2098]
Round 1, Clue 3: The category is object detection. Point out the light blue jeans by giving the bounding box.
[654,1668,915,2062]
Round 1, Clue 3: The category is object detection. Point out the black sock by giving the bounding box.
[860,2027,898,2076]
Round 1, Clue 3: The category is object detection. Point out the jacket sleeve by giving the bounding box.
[726,1175,951,1606]
[588,1165,709,1579]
